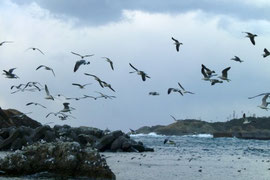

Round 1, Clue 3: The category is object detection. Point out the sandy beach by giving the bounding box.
[103,151,270,180]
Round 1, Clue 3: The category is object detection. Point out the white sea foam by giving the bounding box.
[130,132,165,137]
[191,134,213,138]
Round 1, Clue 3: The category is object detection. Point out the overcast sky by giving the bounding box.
[1,0,270,131]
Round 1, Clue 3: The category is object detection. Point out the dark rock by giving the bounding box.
[213,132,233,138]
[122,141,132,150]
[144,147,154,152]
[110,136,128,151]
[132,144,145,152]
[0,129,23,150]
[0,142,116,179]
[31,125,52,142]
[111,130,124,138]
[95,134,115,152]
[78,134,97,145]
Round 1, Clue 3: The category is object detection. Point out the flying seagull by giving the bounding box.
[2,68,19,79]
[101,81,115,92]
[74,60,90,72]
[258,94,270,110]
[149,92,160,96]
[26,47,45,55]
[36,65,55,76]
[84,73,104,88]
[129,63,150,81]
[164,138,176,145]
[44,84,54,100]
[26,102,47,109]
[218,67,231,82]
[243,32,257,45]
[242,113,251,124]
[201,64,216,78]
[102,57,114,70]
[231,56,244,63]
[248,93,270,99]
[262,48,270,58]
[71,51,94,59]
[0,41,13,46]
[168,88,183,96]
[171,37,183,52]
[95,91,116,100]
[178,82,195,94]
[60,102,75,113]
[58,113,76,121]
[72,83,92,89]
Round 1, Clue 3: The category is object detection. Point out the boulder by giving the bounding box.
[110,136,128,151]
[95,134,115,152]
[0,142,116,179]
[78,134,97,145]
[31,125,52,142]
[0,129,23,150]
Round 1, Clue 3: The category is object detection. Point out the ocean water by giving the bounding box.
[104,133,270,180]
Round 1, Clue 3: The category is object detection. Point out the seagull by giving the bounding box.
[168,88,183,96]
[26,102,47,109]
[83,95,97,100]
[164,138,176,145]
[84,73,104,88]
[258,94,270,110]
[0,41,13,46]
[95,92,116,100]
[262,48,270,58]
[60,102,75,113]
[231,56,244,63]
[201,66,211,81]
[178,82,195,94]
[149,92,160,96]
[26,47,45,55]
[129,63,150,81]
[170,115,180,121]
[129,129,136,134]
[102,57,114,70]
[46,112,63,118]
[11,84,26,90]
[74,60,90,72]
[72,83,92,89]
[171,37,183,52]
[201,64,217,78]
[36,65,55,76]
[218,67,231,82]
[71,51,94,59]
[23,81,42,91]
[242,113,251,124]
[210,79,223,86]
[44,84,54,100]
[2,68,19,79]
[243,32,257,45]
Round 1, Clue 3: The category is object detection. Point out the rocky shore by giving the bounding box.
[0,107,154,179]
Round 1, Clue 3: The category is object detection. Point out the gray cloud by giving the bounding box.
[11,0,270,25]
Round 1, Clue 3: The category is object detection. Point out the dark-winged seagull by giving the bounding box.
[262,48,270,58]
[149,92,160,96]
[102,57,114,70]
[231,56,244,63]
[26,47,45,55]
[171,37,183,52]
[44,84,54,100]
[218,67,231,82]
[3,68,19,79]
[243,32,257,45]
[178,82,195,94]
[0,41,13,46]
[72,83,92,89]
[74,60,90,72]
[26,102,47,109]
[36,65,55,76]
[129,63,150,81]
[71,51,94,59]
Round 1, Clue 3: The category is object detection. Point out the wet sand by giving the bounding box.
[103,151,270,180]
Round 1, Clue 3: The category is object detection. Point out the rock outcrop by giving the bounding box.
[0,142,116,179]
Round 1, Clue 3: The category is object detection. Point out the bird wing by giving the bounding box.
[9,68,16,73]
[248,93,270,99]
[222,67,231,78]
[262,94,269,105]
[26,102,34,106]
[129,63,138,71]
[264,48,269,54]
[171,37,179,43]
[45,84,50,96]
[51,69,55,76]
[109,61,114,70]
[37,103,47,108]
[170,115,176,121]
[46,112,56,118]
[63,102,70,109]
[201,67,208,78]
[74,60,84,72]
[36,65,45,70]
[168,88,173,94]
[108,85,115,92]
[178,82,185,91]
[176,44,179,52]
[71,51,82,57]
[84,54,94,57]
[201,64,211,74]
[36,48,45,55]
[141,73,146,81]
[72,83,81,87]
